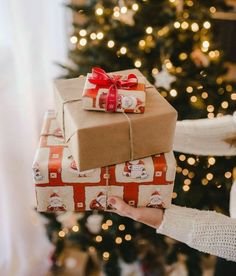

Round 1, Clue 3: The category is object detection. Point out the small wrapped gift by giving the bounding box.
[54,69,177,171]
[82,67,146,113]
[33,111,176,212]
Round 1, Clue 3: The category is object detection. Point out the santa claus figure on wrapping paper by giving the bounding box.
[89,191,106,211]
[123,159,148,179]
[32,162,43,181]
[98,92,144,113]
[146,190,165,209]
[47,192,67,212]
[69,160,94,177]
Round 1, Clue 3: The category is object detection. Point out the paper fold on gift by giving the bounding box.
[54,69,177,171]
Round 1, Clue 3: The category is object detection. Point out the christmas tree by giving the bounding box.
[45,0,236,275]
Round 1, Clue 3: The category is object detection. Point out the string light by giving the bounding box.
[132,3,139,11]
[176,67,182,73]
[119,224,125,231]
[79,38,87,46]
[120,6,128,14]
[207,105,214,112]
[146,26,153,34]
[165,60,173,69]
[179,53,187,60]
[90,33,97,40]
[174,22,181,29]
[113,11,120,17]
[186,86,193,93]
[172,192,177,199]
[72,225,79,232]
[96,235,103,242]
[120,46,127,54]
[183,12,189,19]
[170,89,177,97]
[103,252,110,261]
[115,237,122,244]
[183,185,190,192]
[231,93,236,100]
[96,7,104,16]
[102,223,109,230]
[191,23,199,32]
[107,40,115,48]
[225,172,232,178]
[176,166,182,173]
[134,59,142,68]
[226,85,232,92]
[202,178,208,185]
[201,92,208,99]
[221,101,228,109]
[182,169,189,176]
[187,157,195,165]
[188,172,195,178]
[206,173,213,180]
[139,40,146,48]
[202,41,210,48]
[208,113,214,119]
[125,234,132,241]
[58,230,66,238]
[97,32,104,40]
[152,68,158,75]
[169,0,176,3]
[184,179,191,185]
[179,154,186,161]
[79,29,87,37]
[203,21,211,29]
[208,157,216,165]
[70,36,78,44]
[190,96,197,102]
[210,6,216,13]
[186,0,194,7]
[106,220,113,226]
[181,21,189,29]
[216,77,223,85]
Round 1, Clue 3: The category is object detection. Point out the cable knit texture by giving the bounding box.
[157,205,236,262]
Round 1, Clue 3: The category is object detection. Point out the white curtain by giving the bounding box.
[0,1,69,275]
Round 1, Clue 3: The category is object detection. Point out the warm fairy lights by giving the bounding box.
[179,154,186,161]
[187,157,195,165]
[119,224,125,231]
[201,92,208,99]
[170,89,177,97]
[90,32,97,40]
[225,172,232,179]
[190,96,197,103]
[97,32,104,40]
[72,225,79,232]
[191,23,199,32]
[106,220,113,226]
[172,192,177,199]
[183,185,190,192]
[120,6,128,14]
[96,8,104,16]
[132,3,139,11]
[96,235,103,242]
[70,36,78,44]
[174,21,181,29]
[120,46,127,54]
[79,29,87,36]
[181,21,189,30]
[206,173,213,180]
[203,21,211,29]
[134,59,142,68]
[125,234,132,241]
[146,26,153,34]
[115,237,122,244]
[107,40,115,48]
[103,252,110,260]
[179,53,187,60]
[58,230,66,238]
[210,6,216,13]
[202,178,208,185]
[102,223,109,230]
[221,101,229,109]
[79,38,87,46]
[186,86,193,93]
[184,179,191,185]
[207,105,214,112]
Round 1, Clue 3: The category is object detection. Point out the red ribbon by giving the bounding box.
[88,67,138,112]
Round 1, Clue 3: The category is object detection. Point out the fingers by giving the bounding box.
[107,196,138,220]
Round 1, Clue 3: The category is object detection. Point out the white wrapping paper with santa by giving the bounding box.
[33,111,176,212]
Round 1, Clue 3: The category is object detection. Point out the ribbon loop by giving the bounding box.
[88,67,138,112]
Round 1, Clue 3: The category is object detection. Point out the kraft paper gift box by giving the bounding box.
[54,68,177,171]
[82,67,146,113]
[33,111,176,212]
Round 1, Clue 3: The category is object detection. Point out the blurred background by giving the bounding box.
[0,0,236,275]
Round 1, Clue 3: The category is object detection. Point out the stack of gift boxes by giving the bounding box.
[33,68,177,212]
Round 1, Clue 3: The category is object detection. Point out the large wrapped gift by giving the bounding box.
[82,67,146,113]
[33,111,176,212]
[54,69,177,171]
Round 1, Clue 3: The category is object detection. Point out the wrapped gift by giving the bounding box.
[54,69,177,171]
[82,67,146,113]
[33,111,176,212]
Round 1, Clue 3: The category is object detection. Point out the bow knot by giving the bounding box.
[88,67,138,112]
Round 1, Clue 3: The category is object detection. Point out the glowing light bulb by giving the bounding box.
[103,252,110,260]
[120,46,127,54]
[90,33,97,40]
[202,41,210,48]
[79,38,87,46]
[115,237,122,244]
[186,86,193,93]
[79,29,87,37]
[120,6,127,14]
[134,59,142,68]
[181,21,189,29]
[132,3,139,11]
[203,21,211,29]
[184,179,191,185]
[96,235,102,242]
[70,36,78,44]
[187,157,195,165]
[183,185,190,192]
[174,21,181,29]
[96,8,104,15]
[202,178,208,185]
[119,224,125,231]
[58,230,65,237]
[172,192,177,199]
[125,234,132,241]
[191,23,199,32]
[225,172,232,178]
[207,105,214,112]
[146,26,153,34]
[190,96,197,103]
[107,40,115,48]
[201,92,208,99]
[97,32,104,40]
[72,225,79,232]
[210,6,216,13]
[170,89,177,97]
[221,101,228,109]
[206,173,213,180]
[179,154,186,161]
[179,53,187,60]
[208,157,216,165]
[152,68,158,75]
[231,93,236,100]
[114,11,120,17]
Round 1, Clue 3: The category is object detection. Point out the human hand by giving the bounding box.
[107,196,164,229]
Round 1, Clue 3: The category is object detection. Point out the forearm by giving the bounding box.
[157,205,236,261]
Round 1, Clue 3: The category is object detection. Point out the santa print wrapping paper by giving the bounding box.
[33,111,176,212]
[82,68,146,113]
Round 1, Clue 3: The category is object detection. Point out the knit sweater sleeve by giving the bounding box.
[156,205,236,262]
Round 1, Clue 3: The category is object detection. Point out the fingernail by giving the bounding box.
[108,198,116,205]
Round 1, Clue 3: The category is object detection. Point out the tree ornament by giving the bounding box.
[154,65,176,90]
[86,213,104,234]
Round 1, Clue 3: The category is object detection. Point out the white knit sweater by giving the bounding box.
[157,205,236,262]
[159,113,236,261]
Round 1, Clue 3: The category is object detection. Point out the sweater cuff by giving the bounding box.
[156,205,198,244]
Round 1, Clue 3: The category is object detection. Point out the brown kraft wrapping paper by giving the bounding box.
[54,69,177,171]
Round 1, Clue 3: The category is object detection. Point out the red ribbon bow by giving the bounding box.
[88,67,138,112]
